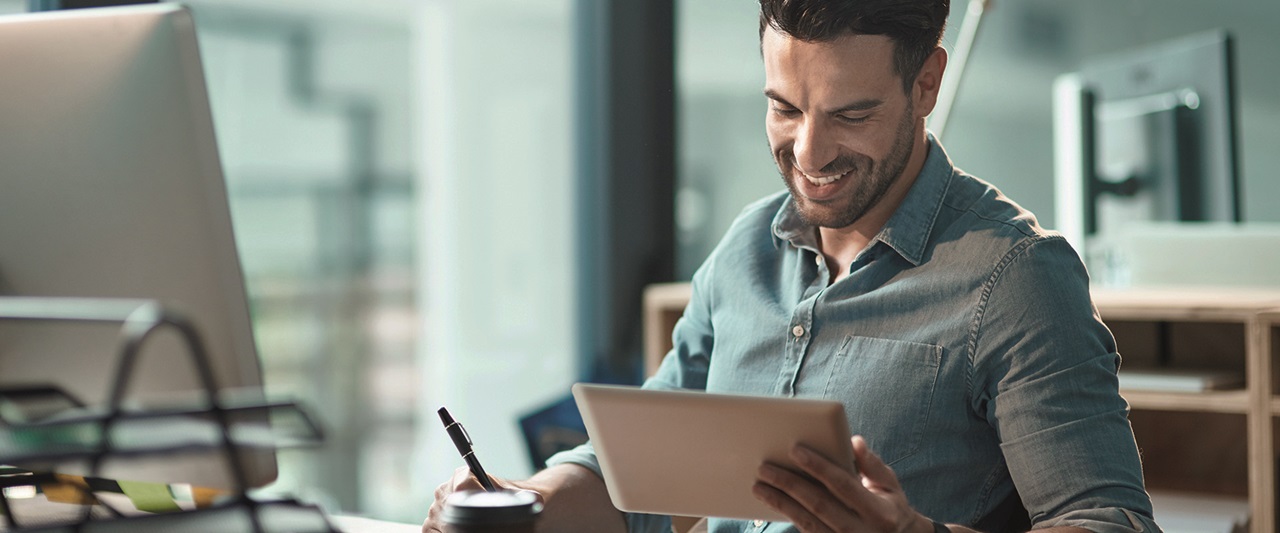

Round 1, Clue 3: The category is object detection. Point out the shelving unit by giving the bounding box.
[1092,289,1280,533]
[642,283,1280,532]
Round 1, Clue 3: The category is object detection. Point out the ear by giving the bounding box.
[912,47,948,119]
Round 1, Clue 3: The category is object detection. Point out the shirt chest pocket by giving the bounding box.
[824,336,942,466]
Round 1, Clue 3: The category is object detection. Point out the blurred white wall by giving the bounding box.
[413,0,578,511]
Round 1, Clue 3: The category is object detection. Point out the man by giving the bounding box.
[425,0,1160,531]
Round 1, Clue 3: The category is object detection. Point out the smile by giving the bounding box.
[803,171,848,186]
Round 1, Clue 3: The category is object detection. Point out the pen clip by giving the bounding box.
[456,422,473,447]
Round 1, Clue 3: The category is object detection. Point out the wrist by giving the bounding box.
[523,463,595,505]
[910,513,947,533]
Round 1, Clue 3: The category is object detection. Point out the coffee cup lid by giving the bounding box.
[442,489,543,526]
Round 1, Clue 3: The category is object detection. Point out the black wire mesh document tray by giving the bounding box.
[572,384,855,522]
[0,298,330,532]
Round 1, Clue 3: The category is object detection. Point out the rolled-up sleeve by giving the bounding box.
[971,236,1160,532]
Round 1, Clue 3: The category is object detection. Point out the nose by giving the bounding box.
[792,118,838,177]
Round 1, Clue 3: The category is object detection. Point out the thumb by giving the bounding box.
[852,435,901,491]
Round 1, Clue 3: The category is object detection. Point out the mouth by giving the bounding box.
[803,171,848,186]
[791,168,852,203]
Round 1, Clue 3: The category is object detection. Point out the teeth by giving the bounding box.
[804,172,845,186]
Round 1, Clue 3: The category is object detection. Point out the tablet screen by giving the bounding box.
[573,383,855,522]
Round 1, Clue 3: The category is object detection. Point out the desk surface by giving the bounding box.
[331,515,420,533]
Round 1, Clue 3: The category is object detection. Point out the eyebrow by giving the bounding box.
[763,89,884,115]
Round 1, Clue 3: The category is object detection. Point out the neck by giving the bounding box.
[818,127,930,281]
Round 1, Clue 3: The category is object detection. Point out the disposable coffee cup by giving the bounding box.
[442,489,543,533]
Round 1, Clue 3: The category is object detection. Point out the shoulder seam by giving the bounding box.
[964,234,1066,406]
[939,184,1043,240]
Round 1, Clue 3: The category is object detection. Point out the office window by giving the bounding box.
[183,0,579,524]
[4,0,578,524]
[675,0,1280,276]
[178,0,419,521]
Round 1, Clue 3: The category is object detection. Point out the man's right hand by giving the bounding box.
[421,463,627,533]
[422,467,541,532]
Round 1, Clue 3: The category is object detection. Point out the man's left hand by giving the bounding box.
[753,435,935,533]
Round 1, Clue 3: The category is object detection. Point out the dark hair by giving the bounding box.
[759,0,950,93]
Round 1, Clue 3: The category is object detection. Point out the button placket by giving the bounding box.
[780,289,819,396]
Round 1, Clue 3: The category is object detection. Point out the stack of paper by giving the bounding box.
[1118,369,1244,392]
[1149,491,1249,533]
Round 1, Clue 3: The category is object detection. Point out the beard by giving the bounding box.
[776,100,917,229]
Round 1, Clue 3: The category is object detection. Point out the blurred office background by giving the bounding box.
[3,0,1278,525]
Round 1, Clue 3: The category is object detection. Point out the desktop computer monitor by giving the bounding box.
[1053,30,1240,254]
[0,5,276,489]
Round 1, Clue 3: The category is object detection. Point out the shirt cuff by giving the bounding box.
[1034,507,1161,533]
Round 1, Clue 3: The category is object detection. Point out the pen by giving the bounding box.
[438,406,498,492]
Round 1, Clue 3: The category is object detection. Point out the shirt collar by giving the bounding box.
[771,132,954,266]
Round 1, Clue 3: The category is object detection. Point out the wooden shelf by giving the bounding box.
[1093,287,1280,321]
[1122,389,1250,413]
[642,283,694,376]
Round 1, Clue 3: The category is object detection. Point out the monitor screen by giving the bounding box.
[1053,30,1240,253]
[0,5,276,489]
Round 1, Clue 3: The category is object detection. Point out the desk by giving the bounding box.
[330,515,420,533]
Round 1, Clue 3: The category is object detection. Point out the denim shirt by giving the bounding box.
[547,137,1160,533]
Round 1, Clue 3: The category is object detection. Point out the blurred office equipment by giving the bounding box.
[1054,30,1241,275]
[1081,221,1280,288]
[0,298,328,532]
[0,4,274,491]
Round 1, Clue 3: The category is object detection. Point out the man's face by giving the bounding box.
[762,27,920,229]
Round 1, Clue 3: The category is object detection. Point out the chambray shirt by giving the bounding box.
[547,137,1160,533]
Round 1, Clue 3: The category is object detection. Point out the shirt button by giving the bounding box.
[814,254,822,266]
[754,519,765,528]
[791,325,805,337]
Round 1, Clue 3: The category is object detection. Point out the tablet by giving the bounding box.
[571,383,855,522]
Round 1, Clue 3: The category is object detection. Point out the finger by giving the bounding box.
[450,466,488,492]
[425,468,482,532]
[752,479,838,533]
[757,462,861,532]
[837,437,912,531]
[852,436,902,492]
[789,444,867,511]
[425,479,453,532]
[515,488,546,505]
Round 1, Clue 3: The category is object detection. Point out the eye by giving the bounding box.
[771,105,800,118]
[837,114,869,124]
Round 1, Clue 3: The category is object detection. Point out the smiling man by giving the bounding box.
[424,1,1161,532]
[763,23,925,282]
